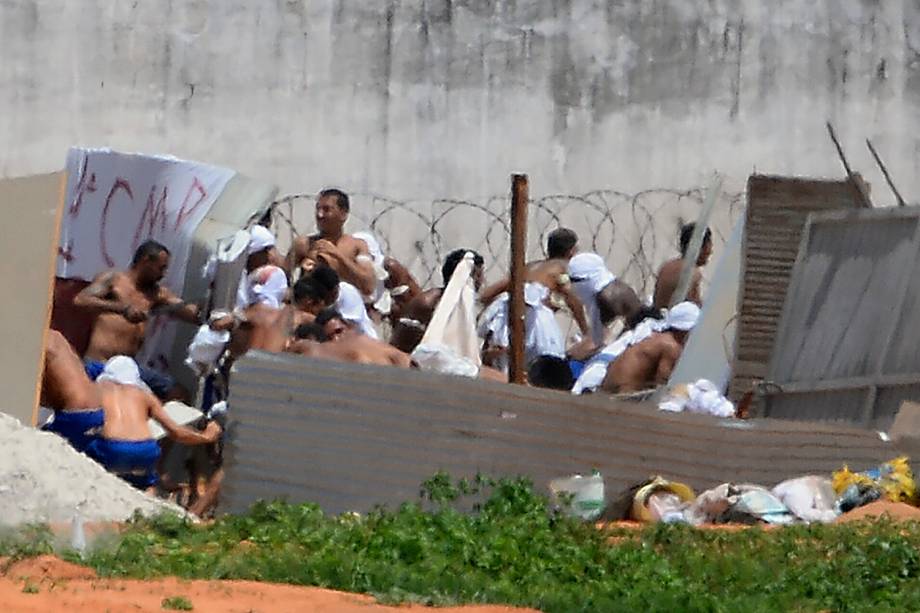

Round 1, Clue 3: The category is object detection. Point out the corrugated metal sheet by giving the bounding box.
[764,206,920,429]
[0,173,65,425]
[222,351,896,516]
[729,175,861,406]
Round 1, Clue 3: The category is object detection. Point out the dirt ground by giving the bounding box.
[0,555,538,613]
[835,500,920,523]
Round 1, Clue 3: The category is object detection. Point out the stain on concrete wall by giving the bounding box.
[1,0,917,229]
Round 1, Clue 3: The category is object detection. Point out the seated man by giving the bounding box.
[41,330,104,453]
[390,249,485,354]
[479,228,590,371]
[653,223,713,310]
[566,252,642,359]
[600,302,700,394]
[89,356,221,490]
[288,308,413,368]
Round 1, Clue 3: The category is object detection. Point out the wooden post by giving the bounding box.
[509,174,528,385]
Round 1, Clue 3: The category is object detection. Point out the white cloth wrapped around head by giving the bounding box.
[567,253,615,295]
[247,225,276,255]
[96,356,151,393]
[246,265,288,309]
[665,301,701,331]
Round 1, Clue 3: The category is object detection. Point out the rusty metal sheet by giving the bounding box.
[764,206,920,429]
[0,173,66,425]
[221,351,895,516]
[729,175,862,406]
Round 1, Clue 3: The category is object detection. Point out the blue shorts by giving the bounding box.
[85,360,176,400]
[569,359,586,380]
[42,409,104,453]
[86,438,161,489]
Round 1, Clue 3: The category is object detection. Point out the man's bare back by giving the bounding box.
[653,258,703,311]
[41,330,100,410]
[601,332,684,393]
[96,380,220,444]
[390,288,443,353]
[290,330,412,368]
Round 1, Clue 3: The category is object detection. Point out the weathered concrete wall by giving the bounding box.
[2,0,918,285]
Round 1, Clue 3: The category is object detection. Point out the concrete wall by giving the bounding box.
[2,0,918,285]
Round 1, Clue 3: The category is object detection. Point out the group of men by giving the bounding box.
[40,184,714,511]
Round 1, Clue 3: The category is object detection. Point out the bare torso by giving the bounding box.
[653,258,702,311]
[84,273,161,361]
[291,233,366,285]
[601,332,683,393]
[97,381,153,441]
[290,333,412,368]
[41,330,101,410]
[390,288,443,353]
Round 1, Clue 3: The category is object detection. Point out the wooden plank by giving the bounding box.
[0,173,66,426]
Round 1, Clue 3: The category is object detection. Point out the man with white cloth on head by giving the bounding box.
[598,301,700,394]
[567,253,642,357]
[235,225,284,311]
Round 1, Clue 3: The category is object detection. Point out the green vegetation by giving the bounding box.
[161,595,194,610]
[4,473,920,612]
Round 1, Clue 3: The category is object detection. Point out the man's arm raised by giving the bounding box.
[314,238,376,295]
[154,287,201,324]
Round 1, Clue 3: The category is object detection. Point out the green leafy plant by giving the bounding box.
[5,474,920,612]
[161,595,193,610]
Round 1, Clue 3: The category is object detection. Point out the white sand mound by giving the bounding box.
[0,412,186,526]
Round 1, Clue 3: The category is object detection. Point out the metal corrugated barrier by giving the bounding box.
[221,351,895,515]
[730,175,861,406]
[766,207,920,429]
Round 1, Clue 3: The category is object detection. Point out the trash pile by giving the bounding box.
[0,412,186,526]
[552,457,920,526]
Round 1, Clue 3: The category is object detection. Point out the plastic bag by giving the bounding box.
[772,476,838,523]
[411,343,480,378]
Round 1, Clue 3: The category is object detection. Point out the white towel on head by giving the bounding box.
[247,225,276,255]
[568,253,616,346]
[665,301,700,331]
[336,281,379,339]
[246,265,288,309]
[96,356,151,393]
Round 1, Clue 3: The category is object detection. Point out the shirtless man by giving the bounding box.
[88,356,221,490]
[479,228,590,367]
[301,264,379,338]
[390,249,485,354]
[653,223,713,310]
[40,330,104,452]
[567,252,642,360]
[235,225,285,311]
[286,189,376,295]
[217,265,295,360]
[600,301,700,394]
[288,309,413,368]
[74,240,201,400]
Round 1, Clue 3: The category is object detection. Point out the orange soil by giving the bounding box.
[0,555,538,613]
[836,500,920,523]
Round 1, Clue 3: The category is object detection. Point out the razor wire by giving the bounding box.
[269,187,744,296]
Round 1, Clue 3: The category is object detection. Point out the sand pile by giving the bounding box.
[0,412,185,526]
[836,500,920,523]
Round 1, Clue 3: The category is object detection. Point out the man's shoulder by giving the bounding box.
[658,258,683,275]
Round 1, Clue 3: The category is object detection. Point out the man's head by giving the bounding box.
[679,223,713,267]
[442,249,485,291]
[315,188,350,237]
[528,355,575,391]
[665,301,700,345]
[547,228,578,260]
[246,265,289,309]
[596,280,642,327]
[131,240,170,286]
[293,266,340,314]
[625,305,664,330]
[247,225,278,270]
[294,322,327,342]
[315,308,349,342]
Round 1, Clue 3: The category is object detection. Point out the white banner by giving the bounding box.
[57,148,235,370]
